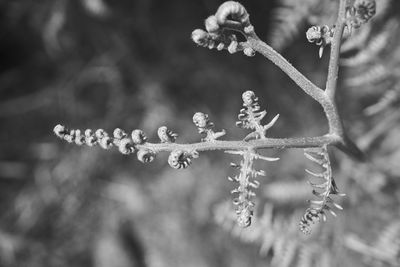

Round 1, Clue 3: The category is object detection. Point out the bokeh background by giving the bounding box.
[0,0,399,266]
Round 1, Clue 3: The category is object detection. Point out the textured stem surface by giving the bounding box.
[136,135,339,153]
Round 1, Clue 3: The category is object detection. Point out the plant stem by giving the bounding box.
[136,134,339,153]
[246,35,326,104]
[325,0,347,99]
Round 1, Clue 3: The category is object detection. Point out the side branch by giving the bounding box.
[246,35,326,104]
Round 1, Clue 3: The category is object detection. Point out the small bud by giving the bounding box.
[227,41,238,54]
[157,126,178,143]
[243,47,255,57]
[84,129,93,137]
[74,130,86,145]
[64,133,75,143]
[168,150,194,169]
[118,138,135,155]
[137,149,156,163]
[217,43,225,51]
[306,26,323,44]
[193,112,210,128]
[131,129,147,145]
[54,124,68,139]
[99,136,113,149]
[215,1,250,27]
[86,135,98,146]
[95,129,107,139]
[113,128,127,139]
[242,90,257,106]
[191,29,209,47]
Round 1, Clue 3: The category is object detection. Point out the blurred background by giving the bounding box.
[0,0,399,266]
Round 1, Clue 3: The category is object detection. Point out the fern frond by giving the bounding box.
[269,0,320,51]
[374,220,400,252]
[345,220,400,266]
[228,149,271,228]
[341,19,398,66]
[364,81,400,115]
[236,90,279,140]
[344,63,389,87]
[300,146,344,234]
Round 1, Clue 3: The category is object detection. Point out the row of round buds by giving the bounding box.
[157,126,178,143]
[306,25,334,58]
[54,125,138,155]
[168,150,199,169]
[137,149,156,163]
[191,29,255,57]
[192,112,226,141]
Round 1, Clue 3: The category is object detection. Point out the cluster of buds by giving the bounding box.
[53,124,202,169]
[192,112,226,141]
[306,0,376,58]
[191,1,256,57]
[54,124,159,163]
[306,25,335,58]
[53,124,134,155]
[236,90,279,140]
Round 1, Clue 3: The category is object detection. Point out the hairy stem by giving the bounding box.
[246,35,326,104]
[136,134,340,153]
[326,0,347,99]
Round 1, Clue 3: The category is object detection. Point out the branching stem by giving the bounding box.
[242,0,361,159]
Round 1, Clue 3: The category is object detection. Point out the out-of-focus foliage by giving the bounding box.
[0,0,399,267]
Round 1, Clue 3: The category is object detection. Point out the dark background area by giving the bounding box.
[0,0,399,266]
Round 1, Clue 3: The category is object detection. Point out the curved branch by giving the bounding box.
[246,34,326,104]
